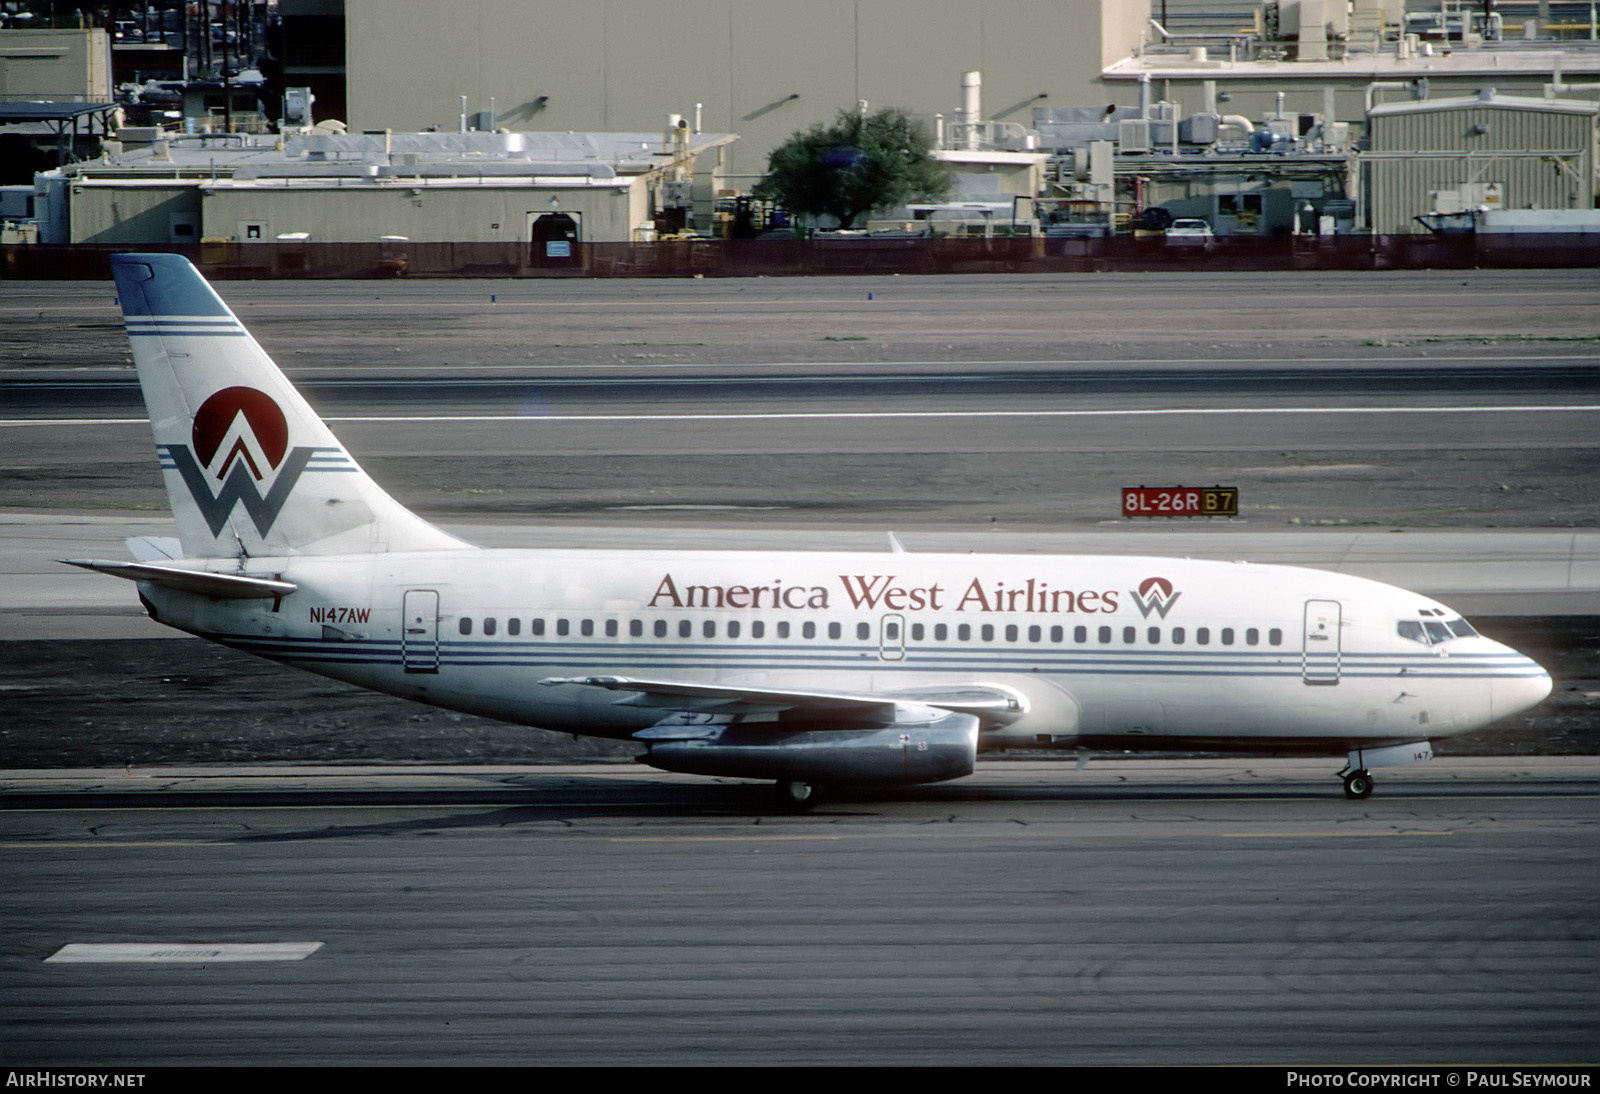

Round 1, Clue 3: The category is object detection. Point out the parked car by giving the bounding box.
[1165,218,1215,247]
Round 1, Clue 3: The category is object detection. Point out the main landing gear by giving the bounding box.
[1342,768,1374,800]
[773,779,823,812]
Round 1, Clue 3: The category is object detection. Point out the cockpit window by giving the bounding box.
[1399,617,1478,645]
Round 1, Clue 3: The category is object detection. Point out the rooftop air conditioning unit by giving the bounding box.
[1118,119,1151,153]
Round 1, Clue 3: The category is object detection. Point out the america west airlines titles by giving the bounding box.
[647,572,1182,617]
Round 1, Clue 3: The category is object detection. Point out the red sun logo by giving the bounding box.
[192,387,288,481]
[1137,576,1174,600]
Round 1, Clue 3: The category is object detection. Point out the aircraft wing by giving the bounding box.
[540,674,1024,729]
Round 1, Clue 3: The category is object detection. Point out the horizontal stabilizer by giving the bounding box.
[62,559,296,600]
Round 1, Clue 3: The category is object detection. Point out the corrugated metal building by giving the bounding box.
[1364,91,1598,236]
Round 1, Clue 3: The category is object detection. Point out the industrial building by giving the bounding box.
[33,125,736,248]
[1363,88,1598,235]
[4,1,1600,256]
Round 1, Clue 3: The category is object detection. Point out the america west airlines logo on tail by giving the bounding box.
[157,386,355,536]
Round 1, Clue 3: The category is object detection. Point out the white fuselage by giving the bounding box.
[142,548,1551,754]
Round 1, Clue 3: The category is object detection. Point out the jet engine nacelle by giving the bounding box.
[641,711,979,785]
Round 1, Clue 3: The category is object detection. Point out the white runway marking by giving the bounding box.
[4,405,1598,428]
[45,942,324,963]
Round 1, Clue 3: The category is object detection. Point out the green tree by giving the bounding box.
[755,108,950,230]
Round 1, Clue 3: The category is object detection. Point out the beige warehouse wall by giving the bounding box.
[197,183,645,243]
[70,186,196,243]
[344,0,1148,178]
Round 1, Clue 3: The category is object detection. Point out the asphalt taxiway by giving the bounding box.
[3,759,1596,1066]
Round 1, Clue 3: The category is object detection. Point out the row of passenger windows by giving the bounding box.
[457,616,1286,647]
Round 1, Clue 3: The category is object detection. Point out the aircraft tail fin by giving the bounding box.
[110,254,469,559]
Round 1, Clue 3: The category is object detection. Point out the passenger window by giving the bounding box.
[1221,628,1234,646]
[886,621,900,640]
[934,624,948,641]
[1074,626,1087,643]
[1147,627,1160,644]
[654,619,666,638]
[777,621,790,639]
[1268,628,1282,646]
[981,625,994,642]
[1123,626,1136,644]
[703,620,716,638]
[728,621,740,639]
[581,619,594,637]
[1049,625,1062,643]
[1196,627,1209,645]
[827,622,841,640]
[1004,625,1018,642]
[508,618,521,636]
[605,619,618,637]
[483,617,497,636]
[532,618,545,636]
[856,622,870,640]
[1246,628,1259,646]
[752,621,765,639]
[1172,627,1184,645]
[556,618,570,636]
[459,618,472,635]
[802,622,816,639]
[629,620,642,637]
[1030,625,1042,643]
[958,624,971,641]
[678,620,691,638]
[911,624,924,641]
[1098,626,1112,643]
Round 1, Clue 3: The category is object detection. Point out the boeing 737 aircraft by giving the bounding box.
[69,254,1552,807]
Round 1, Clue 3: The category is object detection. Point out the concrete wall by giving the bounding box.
[344,0,1151,178]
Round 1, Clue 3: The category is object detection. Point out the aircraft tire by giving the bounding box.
[774,779,822,812]
[1343,769,1374,800]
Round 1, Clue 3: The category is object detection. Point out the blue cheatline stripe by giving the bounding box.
[212,633,1544,679]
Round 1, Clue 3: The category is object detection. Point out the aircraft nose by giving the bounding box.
[1492,654,1552,721]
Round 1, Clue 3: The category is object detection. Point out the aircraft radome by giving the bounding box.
[67,254,1553,809]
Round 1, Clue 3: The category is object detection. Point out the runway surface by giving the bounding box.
[3,759,1596,1066]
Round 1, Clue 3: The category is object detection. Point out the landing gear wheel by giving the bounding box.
[1343,769,1374,800]
[774,779,822,812]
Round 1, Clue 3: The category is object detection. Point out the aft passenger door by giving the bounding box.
[1302,599,1341,686]
[402,589,440,674]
